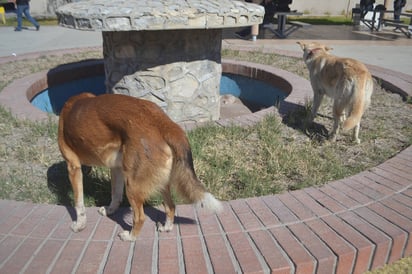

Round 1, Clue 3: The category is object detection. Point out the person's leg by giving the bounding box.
[15,5,23,31]
[393,4,401,32]
[394,0,401,21]
[22,5,39,30]
[394,8,401,21]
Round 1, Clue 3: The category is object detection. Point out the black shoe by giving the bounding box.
[14,28,22,31]
[36,25,40,31]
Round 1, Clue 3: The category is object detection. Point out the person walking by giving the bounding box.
[14,0,40,31]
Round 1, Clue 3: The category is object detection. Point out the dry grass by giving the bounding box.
[366,256,412,274]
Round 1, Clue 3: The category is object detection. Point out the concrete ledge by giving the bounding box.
[56,0,264,31]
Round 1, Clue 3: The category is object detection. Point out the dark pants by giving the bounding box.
[394,0,404,21]
[394,7,402,21]
[16,4,39,30]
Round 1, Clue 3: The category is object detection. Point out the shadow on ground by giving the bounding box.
[47,161,112,207]
[47,162,197,230]
[279,101,330,142]
[107,206,196,231]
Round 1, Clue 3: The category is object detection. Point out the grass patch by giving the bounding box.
[288,15,353,25]
[188,114,369,201]
[366,256,412,274]
[0,16,58,28]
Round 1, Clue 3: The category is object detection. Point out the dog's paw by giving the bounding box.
[157,221,174,232]
[118,231,137,241]
[98,206,107,216]
[98,206,116,216]
[71,221,86,233]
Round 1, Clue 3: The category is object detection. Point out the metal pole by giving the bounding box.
[383,0,390,19]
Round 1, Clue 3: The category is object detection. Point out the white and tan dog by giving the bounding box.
[297,41,373,143]
[58,93,222,241]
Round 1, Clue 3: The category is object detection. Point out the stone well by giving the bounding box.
[56,0,264,123]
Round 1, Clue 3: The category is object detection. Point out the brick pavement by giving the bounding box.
[0,44,412,273]
[0,145,411,273]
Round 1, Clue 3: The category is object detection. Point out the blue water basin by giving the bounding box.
[31,73,286,114]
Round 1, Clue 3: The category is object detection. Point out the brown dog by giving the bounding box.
[58,93,222,241]
[297,41,373,143]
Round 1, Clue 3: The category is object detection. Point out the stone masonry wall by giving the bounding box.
[53,0,265,123]
[103,29,222,123]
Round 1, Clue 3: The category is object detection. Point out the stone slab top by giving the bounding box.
[56,0,264,32]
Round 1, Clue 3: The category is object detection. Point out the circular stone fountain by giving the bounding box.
[56,0,264,123]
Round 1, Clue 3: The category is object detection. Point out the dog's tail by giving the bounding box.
[342,74,373,131]
[164,129,223,213]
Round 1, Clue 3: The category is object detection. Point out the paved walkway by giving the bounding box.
[0,24,411,273]
[1,24,411,75]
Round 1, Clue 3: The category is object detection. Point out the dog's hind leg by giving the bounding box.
[119,177,146,241]
[158,185,175,232]
[330,103,345,142]
[330,118,340,142]
[119,203,145,242]
[98,167,124,216]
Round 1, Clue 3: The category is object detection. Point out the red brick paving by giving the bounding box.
[0,47,411,273]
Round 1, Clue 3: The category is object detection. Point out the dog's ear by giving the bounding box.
[296,41,305,50]
[325,46,333,51]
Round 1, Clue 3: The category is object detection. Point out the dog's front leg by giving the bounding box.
[98,167,124,216]
[310,90,324,122]
[67,163,87,232]
[352,123,361,144]
[119,179,146,241]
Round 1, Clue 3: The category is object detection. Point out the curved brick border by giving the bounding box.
[0,49,411,273]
